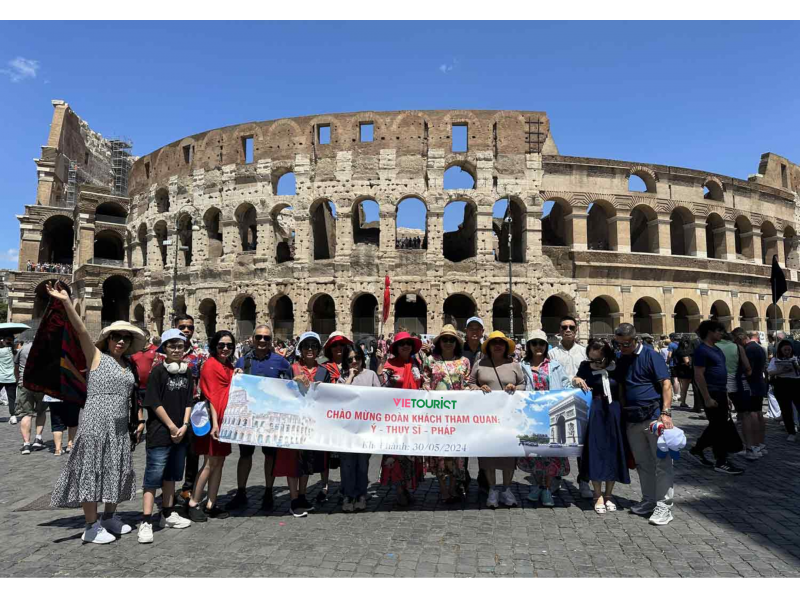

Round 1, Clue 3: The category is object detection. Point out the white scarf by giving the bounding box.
[591,362,616,403]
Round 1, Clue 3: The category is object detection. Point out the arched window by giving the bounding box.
[234,296,257,340]
[273,205,295,263]
[177,214,195,266]
[443,294,477,332]
[352,294,378,339]
[761,221,778,265]
[96,202,127,223]
[94,230,124,263]
[310,294,336,340]
[670,207,694,256]
[310,200,337,260]
[396,197,427,250]
[587,202,613,251]
[33,280,71,320]
[492,198,525,262]
[785,226,799,270]
[734,215,754,260]
[493,294,526,339]
[443,165,475,190]
[352,199,380,246]
[628,170,656,193]
[705,213,726,259]
[443,200,477,262]
[235,203,258,252]
[151,298,165,335]
[709,300,731,331]
[101,276,132,325]
[633,297,663,335]
[155,188,170,214]
[630,206,657,253]
[766,304,784,331]
[133,304,145,329]
[274,171,296,196]
[270,295,294,343]
[153,221,168,267]
[395,293,427,335]
[137,223,148,267]
[541,200,570,247]
[674,299,701,334]
[703,179,724,201]
[39,215,74,265]
[541,295,571,336]
[589,296,620,336]
[739,302,759,331]
[199,299,217,339]
[789,306,800,332]
[204,208,223,260]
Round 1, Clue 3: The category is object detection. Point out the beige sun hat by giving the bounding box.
[95,321,147,355]
[433,324,463,352]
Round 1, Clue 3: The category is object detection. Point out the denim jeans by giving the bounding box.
[339,452,370,498]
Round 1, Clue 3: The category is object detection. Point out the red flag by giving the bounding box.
[382,275,390,323]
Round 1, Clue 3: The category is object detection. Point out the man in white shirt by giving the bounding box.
[547,315,592,499]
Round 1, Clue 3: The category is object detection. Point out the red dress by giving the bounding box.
[194,356,233,457]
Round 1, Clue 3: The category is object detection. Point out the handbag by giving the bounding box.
[723,417,744,454]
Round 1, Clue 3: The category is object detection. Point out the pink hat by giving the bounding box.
[390,331,422,354]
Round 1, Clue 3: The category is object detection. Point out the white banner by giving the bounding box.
[219,375,594,457]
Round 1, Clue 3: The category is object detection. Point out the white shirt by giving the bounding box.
[549,342,586,383]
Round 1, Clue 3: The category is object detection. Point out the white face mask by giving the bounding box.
[165,362,188,374]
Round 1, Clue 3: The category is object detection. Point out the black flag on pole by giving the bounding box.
[771,254,787,305]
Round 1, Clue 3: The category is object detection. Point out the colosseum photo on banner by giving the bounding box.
[218,375,593,458]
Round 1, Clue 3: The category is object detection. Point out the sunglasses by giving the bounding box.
[302,343,321,351]
[348,356,360,362]
[109,332,132,343]
[561,325,576,331]
[530,340,547,347]
[396,341,414,347]
[254,335,272,342]
[617,340,635,348]
[178,324,195,331]
[329,342,345,349]
[440,338,457,344]
[217,343,235,350]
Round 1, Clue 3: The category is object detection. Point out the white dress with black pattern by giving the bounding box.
[51,353,137,508]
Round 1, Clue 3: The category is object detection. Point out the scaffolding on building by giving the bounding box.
[66,160,78,207]
[110,138,132,197]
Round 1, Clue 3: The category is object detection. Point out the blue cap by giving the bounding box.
[190,402,211,437]
[157,328,187,354]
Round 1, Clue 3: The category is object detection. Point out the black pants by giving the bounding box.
[691,380,705,412]
[181,428,199,492]
[695,388,730,466]
[773,378,800,435]
[2,383,16,417]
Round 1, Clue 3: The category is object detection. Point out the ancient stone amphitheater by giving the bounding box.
[10,101,800,343]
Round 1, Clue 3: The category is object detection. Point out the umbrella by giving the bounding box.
[0,323,31,337]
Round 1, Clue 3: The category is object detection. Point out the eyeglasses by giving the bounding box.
[561,325,576,331]
[165,343,185,351]
[254,335,272,342]
[217,343,235,350]
[617,340,635,348]
[109,332,132,343]
[177,324,195,331]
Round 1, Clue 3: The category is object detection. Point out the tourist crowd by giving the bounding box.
[395,236,423,249]
[3,284,798,546]
[25,261,73,274]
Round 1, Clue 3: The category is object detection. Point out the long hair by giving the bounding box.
[523,339,548,363]
[341,344,366,378]
[209,330,237,363]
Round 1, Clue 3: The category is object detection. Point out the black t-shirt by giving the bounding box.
[462,344,483,368]
[143,363,194,448]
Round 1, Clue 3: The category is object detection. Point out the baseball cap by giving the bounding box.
[465,316,485,328]
[190,402,211,437]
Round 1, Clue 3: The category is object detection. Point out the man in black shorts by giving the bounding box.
[739,330,767,459]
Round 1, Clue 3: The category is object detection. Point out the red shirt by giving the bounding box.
[130,345,158,390]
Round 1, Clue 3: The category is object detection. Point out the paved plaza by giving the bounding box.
[1,400,800,578]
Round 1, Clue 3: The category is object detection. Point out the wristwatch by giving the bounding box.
[661,409,672,417]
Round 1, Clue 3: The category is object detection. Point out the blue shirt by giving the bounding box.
[235,351,291,380]
[693,343,727,391]
[667,341,679,367]
[616,344,671,408]
[745,342,767,397]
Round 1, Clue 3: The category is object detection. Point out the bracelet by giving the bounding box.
[661,409,672,417]
[138,419,146,424]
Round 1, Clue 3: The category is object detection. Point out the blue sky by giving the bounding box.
[1,21,798,266]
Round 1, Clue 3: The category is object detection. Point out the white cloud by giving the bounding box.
[1,57,40,82]
[0,248,19,264]
[438,58,458,74]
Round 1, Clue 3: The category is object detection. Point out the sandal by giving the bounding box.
[605,498,617,512]
[593,494,606,514]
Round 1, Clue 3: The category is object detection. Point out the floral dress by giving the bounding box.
[379,357,426,489]
[422,354,470,480]
[516,359,570,479]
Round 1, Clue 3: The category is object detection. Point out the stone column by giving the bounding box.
[256,215,272,260]
[293,213,310,266]
[527,205,543,259]
[476,208,494,262]
[427,209,444,258]
[148,232,163,270]
[78,223,95,266]
[565,212,588,251]
[653,218,671,255]
[379,206,396,255]
[763,234,784,266]
[689,219,706,258]
[722,226,738,261]
[609,213,631,253]
[748,231,763,264]
[221,219,239,259]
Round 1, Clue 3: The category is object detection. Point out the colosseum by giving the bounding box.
[9,100,800,344]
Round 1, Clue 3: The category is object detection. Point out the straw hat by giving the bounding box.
[481,330,516,356]
[95,321,146,355]
[433,324,463,352]
[390,331,422,354]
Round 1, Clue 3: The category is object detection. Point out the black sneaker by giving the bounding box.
[204,505,229,520]
[20,444,31,455]
[187,504,208,522]
[31,437,45,450]
[714,462,744,476]
[290,499,308,518]
[260,493,274,512]
[298,494,315,511]
[689,447,714,467]
[224,490,249,511]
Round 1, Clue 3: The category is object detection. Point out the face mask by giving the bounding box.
[165,362,188,374]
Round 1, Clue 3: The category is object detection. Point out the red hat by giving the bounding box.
[390,331,422,354]
[323,330,353,359]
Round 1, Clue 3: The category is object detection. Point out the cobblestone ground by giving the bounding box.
[1,398,800,578]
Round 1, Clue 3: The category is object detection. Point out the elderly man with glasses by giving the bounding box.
[548,315,593,499]
[614,322,675,526]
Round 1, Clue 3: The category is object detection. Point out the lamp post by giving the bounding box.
[504,201,514,341]
[163,216,200,321]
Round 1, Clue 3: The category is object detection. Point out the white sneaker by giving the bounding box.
[486,489,500,508]
[579,481,593,499]
[138,521,154,544]
[630,500,657,516]
[499,488,518,507]
[756,444,768,456]
[648,505,674,526]
[160,512,191,529]
[100,515,132,535]
[82,522,116,544]
[9,415,18,425]
[745,447,761,461]
[788,435,796,442]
